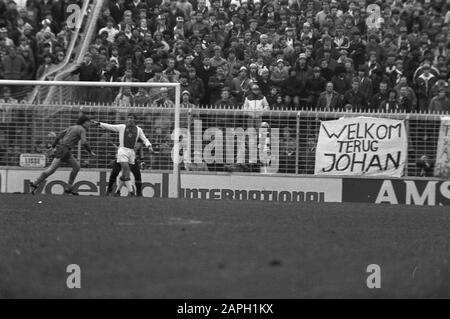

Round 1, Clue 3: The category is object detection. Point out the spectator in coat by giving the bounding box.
[1,46,26,80]
[370,82,389,110]
[196,57,216,104]
[214,87,237,107]
[185,67,205,105]
[428,88,450,112]
[342,79,367,110]
[243,84,269,128]
[379,90,401,112]
[207,66,232,105]
[71,53,100,102]
[306,66,327,107]
[356,66,373,101]
[317,82,341,110]
[270,58,289,87]
[416,65,438,110]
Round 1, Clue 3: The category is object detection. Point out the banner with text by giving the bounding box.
[434,117,450,179]
[315,117,407,177]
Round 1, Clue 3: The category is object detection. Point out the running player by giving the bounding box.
[94,114,153,197]
[30,115,96,195]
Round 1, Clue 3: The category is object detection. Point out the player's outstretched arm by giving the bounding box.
[94,121,125,132]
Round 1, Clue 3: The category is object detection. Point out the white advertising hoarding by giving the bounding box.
[2,169,342,202]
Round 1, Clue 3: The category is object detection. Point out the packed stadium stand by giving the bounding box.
[1,0,449,108]
[0,0,449,176]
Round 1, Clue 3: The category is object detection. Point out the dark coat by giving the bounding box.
[72,62,100,81]
[316,91,341,110]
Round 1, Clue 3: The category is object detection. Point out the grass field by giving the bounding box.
[1,193,450,298]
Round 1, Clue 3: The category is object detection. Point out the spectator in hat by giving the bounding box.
[294,53,312,82]
[173,16,186,38]
[270,58,289,86]
[180,90,195,108]
[248,62,260,85]
[230,66,251,102]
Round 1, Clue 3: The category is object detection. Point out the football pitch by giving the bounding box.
[1,194,450,298]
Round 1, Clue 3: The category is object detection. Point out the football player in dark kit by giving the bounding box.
[29,115,96,195]
[106,140,145,197]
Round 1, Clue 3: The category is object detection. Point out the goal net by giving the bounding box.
[0,80,182,198]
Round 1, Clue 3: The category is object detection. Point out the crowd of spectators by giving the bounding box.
[62,0,450,113]
[0,0,81,101]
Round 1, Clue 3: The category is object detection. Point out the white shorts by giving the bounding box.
[116,147,136,164]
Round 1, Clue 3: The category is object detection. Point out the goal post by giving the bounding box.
[0,79,182,198]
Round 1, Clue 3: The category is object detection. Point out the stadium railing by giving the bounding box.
[0,102,447,178]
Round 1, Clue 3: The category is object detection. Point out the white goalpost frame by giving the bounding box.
[0,79,182,199]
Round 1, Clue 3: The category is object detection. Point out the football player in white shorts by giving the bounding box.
[94,114,153,196]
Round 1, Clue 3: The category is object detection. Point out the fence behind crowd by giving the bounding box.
[0,103,448,179]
